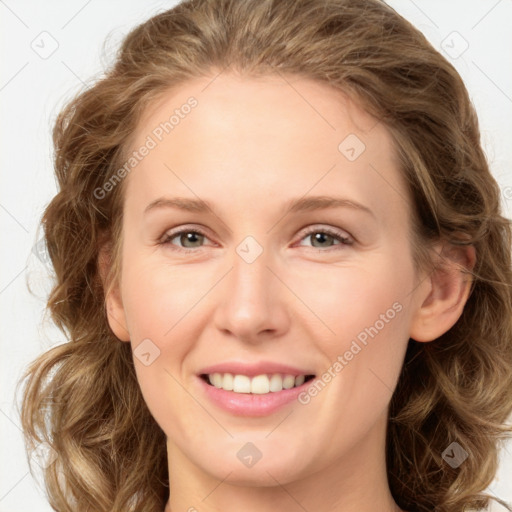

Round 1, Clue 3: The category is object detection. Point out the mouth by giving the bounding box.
[200,373,316,394]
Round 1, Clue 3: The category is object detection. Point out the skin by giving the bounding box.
[103,71,475,512]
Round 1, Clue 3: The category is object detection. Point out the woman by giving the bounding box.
[19,0,512,511]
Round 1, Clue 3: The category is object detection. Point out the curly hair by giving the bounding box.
[18,0,512,511]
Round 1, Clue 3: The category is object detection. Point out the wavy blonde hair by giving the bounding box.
[18,0,512,511]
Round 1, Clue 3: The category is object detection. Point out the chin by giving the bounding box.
[194,445,309,487]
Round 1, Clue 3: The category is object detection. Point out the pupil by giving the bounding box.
[183,232,202,247]
[313,232,331,247]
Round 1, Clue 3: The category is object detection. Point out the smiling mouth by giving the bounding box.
[200,373,316,394]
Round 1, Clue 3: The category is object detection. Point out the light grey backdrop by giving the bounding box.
[1,1,511,511]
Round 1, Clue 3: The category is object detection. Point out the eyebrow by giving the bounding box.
[144,195,375,218]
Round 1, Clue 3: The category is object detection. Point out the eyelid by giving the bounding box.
[295,225,354,247]
[159,225,213,249]
[159,223,354,253]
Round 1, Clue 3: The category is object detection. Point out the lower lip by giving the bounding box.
[197,376,313,417]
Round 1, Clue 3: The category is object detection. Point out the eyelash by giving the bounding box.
[158,225,353,253]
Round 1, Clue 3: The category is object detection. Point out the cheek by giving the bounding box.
[121,252,205,340]
[295,252,413,405]
[119,254,214,428]
[287,254,412,342]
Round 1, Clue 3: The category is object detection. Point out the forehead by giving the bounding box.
[134,72,385,149]
[123,72,410,225]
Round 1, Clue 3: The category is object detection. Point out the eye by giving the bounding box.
[159,225,353,253]
[159,227,211,252]
[297,226,353,250]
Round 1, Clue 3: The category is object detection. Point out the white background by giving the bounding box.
[1,1,511,511]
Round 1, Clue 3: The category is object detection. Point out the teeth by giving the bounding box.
[294,375,305,387]
[233,374,251,393]
[251,374,270,394]
[269,374,283,392]
[222,372,234,391]
[207,373,309,394]
[282,375,295,389]
[211,373,223,388]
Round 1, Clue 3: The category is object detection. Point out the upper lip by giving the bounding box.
[198,361,315,377]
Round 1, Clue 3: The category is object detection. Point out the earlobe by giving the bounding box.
[98,243,131,342]
[105,287,131,342]
[409,243,476,343]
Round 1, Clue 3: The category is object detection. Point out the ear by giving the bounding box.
[98,243,130,342]
[409,242,476,343]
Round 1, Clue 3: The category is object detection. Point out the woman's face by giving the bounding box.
[106,72,431,486]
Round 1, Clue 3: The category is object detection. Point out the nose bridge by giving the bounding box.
[214,236,288,340]
[232,244,270,304]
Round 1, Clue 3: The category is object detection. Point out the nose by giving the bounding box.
[213,245,291,344]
